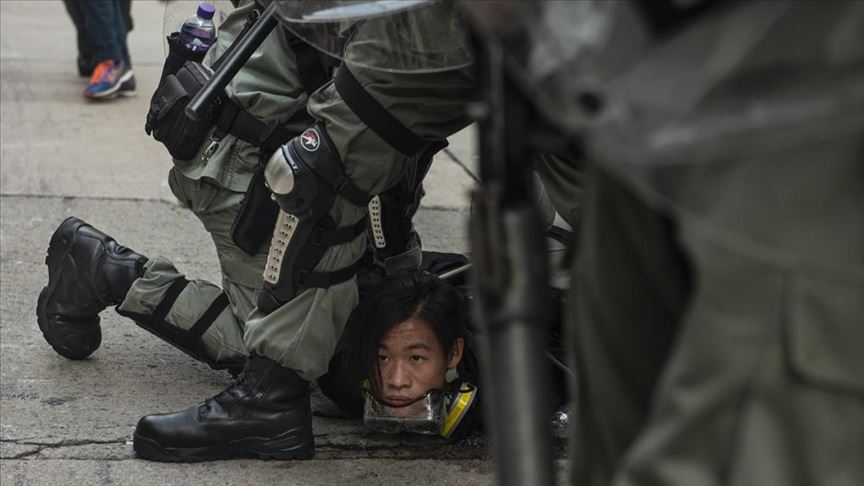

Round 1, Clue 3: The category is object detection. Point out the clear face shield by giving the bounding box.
[363,383,477,438]
[271,0,473,74]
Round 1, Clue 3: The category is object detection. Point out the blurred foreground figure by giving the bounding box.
[463,1,864,484]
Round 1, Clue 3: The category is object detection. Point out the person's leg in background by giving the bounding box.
[78,0,135,99]
[62,0,93,77]
[119,0,133,33]
[113,0,134,94]
[114,0,132,76]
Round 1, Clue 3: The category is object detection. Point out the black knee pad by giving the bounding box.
[257,125,371,314]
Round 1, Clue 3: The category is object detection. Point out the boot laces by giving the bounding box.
[200,366,258,415]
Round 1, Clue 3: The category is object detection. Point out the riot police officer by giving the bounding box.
[38,0,480,461]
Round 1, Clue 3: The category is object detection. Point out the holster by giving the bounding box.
[231,159,280,256]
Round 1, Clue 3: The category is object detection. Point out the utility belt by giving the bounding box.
[146,58,303,162]
[145,8,450,269]
[145,7,312,162]
[145,51,306,254]
[145,8,331,256]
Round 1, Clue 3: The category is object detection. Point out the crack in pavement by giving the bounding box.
[314,445,489,461]
[1,436,488,461]
[313,433,491,460]
[1,438,129,459]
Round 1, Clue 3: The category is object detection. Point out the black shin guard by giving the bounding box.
[117,279,243,375]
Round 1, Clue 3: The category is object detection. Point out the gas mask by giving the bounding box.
[363,382,477,438]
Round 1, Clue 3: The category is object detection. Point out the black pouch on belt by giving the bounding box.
[227,105,319,256]
[145,61,223,161]
[231,157,280,256]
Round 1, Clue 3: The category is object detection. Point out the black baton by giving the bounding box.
[185,3,280,121]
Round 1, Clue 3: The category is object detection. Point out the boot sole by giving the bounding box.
[132,430,314,462]
[36,217,101,360]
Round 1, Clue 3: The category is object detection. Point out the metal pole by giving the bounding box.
[469,36,555,486]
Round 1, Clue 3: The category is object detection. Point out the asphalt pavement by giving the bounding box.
[0,1,530,484]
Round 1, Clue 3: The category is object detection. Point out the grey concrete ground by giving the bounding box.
[0,1,540,484]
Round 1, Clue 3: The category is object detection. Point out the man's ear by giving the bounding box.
[447,338,465,369]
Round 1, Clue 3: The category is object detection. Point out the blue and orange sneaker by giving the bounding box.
[84,60,136,99]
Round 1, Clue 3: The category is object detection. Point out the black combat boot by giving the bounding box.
[133,355,314,462]
[36,217,147,360]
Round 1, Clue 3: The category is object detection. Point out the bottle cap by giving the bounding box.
[197,3,216,20]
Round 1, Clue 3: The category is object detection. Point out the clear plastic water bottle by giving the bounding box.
[178,3,217,53]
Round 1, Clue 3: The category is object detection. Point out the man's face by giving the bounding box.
[378,317,463,407]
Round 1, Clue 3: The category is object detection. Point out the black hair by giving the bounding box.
[346,273,468,398]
